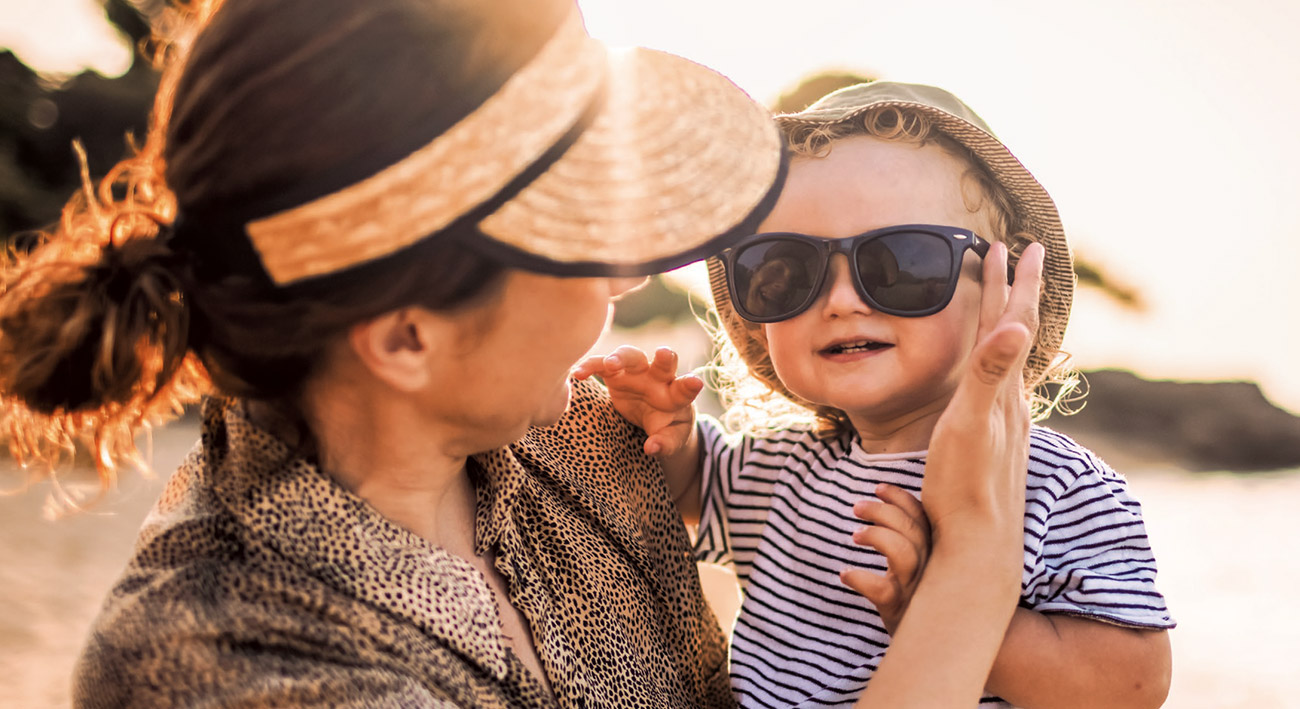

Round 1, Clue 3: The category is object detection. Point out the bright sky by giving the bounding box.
[4,0,1299,411]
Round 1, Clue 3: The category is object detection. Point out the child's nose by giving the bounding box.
[819,254,873,317]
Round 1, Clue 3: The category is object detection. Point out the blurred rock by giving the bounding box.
[1046,369,1300,472]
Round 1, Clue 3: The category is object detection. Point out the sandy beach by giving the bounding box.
[2,419,1297,708]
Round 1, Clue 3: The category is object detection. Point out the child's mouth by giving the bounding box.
[822,340,892,355]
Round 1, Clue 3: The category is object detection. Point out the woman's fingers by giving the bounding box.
[1005,242,1043,338]
[977,240,1044,346]
[977,242,1011,343]
[951,242,1042,412]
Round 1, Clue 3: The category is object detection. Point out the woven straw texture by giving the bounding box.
[245,5,782,285]
[478,47,781,268]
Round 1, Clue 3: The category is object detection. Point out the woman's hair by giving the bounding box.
[712,105,1079,440]
[0,0,573,489]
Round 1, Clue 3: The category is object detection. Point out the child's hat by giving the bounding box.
[707,80,1074,400]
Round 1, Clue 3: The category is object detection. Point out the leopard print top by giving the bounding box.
[73,379,734,708]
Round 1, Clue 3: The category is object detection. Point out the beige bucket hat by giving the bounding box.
[707,80,1073,401]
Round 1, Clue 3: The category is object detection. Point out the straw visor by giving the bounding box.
[244,5,784,284]
[707,81,1074,395]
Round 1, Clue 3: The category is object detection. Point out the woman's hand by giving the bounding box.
[854,241,1043,709]
[921,241,1041,568]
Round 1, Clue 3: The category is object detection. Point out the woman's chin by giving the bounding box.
[530,379,573,429]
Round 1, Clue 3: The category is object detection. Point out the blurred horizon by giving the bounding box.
[2,0,1298,414]
[578,0,1300,414]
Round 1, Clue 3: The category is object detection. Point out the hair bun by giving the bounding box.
[0,235,190,415]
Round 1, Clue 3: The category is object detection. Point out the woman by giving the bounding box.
[0,0,1038,706]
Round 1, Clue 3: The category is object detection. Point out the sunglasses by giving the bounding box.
[721,224,999,323]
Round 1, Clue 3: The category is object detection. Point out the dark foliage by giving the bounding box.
[0,0,159,240]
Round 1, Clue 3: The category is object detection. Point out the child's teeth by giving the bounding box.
[830,341,888,353]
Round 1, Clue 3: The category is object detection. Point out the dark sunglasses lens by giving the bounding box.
[732,239,822,319]
[855,232,954,312]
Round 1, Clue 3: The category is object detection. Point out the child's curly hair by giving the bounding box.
[709,104,1079,440]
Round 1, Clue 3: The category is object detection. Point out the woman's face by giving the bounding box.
[428,271,645,451]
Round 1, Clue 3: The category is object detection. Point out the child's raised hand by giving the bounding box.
[841,483,932,636]
[572,345,704,458]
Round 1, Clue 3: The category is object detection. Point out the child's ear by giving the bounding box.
[347,308,440,393]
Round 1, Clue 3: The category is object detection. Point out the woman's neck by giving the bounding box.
[294,382,479,555]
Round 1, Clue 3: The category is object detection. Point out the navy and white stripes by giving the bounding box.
[694,418,1174,709]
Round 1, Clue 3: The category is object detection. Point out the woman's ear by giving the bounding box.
[347,308,440,393]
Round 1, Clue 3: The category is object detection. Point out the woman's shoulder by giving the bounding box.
[73,495,254,705]
[513,377,651,478]
[79,459,248,638]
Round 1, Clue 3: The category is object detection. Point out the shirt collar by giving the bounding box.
[202,397,516,678]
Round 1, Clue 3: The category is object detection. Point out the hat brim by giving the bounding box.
[243,7,785,286]
[476,47,787,277]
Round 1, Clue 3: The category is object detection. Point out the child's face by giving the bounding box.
[754,135,994,443]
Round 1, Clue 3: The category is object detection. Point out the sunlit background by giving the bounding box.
[578,0,1300,415]
[0,0,1297,707]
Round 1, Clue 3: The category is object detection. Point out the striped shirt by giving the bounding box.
[694,419,1174,709]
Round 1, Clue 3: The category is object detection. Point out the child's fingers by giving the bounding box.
[870,484,929,535]
[649,347,680,381]
[571,355,608,380]
[665,373,705,408]
[853,494,928,550]
[853,525,922,584]
[840,567,897,608]
[605,345,651,377]
[644,415,692,456]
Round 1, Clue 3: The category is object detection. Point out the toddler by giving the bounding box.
[577,81,1174,708]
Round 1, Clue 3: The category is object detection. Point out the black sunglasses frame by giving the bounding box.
[721,224,996,323]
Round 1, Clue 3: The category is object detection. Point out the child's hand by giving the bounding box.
[572,345,704,458]
[841,483,932,636]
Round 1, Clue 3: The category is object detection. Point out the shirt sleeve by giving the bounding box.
[1020,429,1176,629]
[692,414,746,566]
[74,624,452,709]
